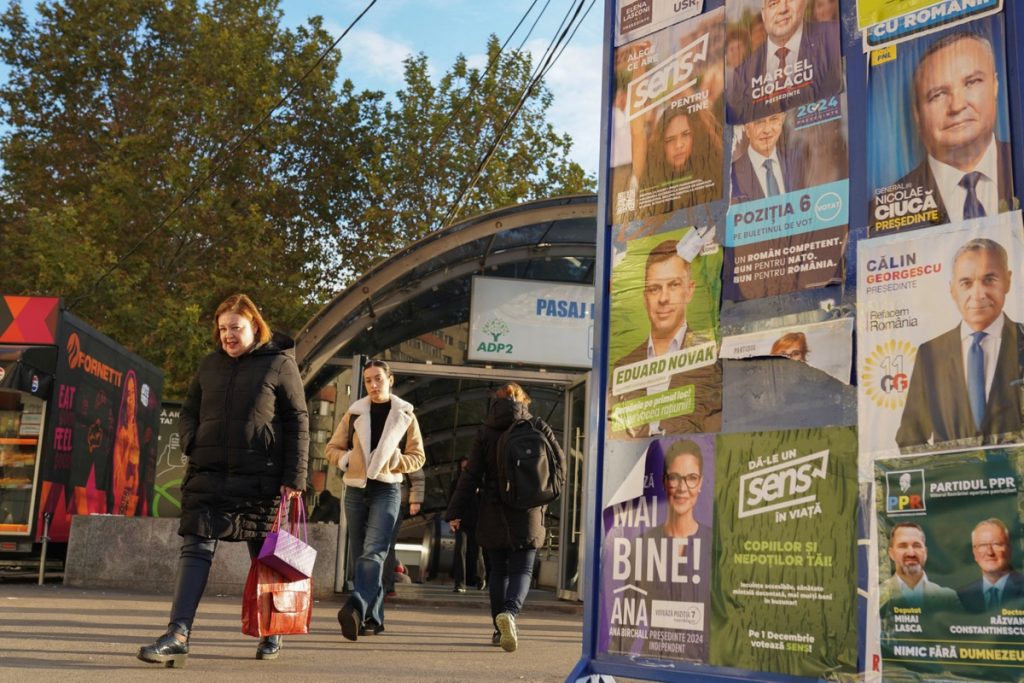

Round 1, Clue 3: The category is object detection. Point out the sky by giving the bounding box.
[278,0,605,175]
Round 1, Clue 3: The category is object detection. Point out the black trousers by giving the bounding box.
[168,534,262,633]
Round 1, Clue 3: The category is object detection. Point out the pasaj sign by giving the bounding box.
[468,276,594,368]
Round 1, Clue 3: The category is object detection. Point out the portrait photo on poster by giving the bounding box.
[599,434,715,665]
[609,7,726,226]
[874,448,1024,681]
[724,94,849,301]
[867,13,1017,236]
[720,316,854,383]
[857,213,1024,460]
[724,0,844,124]
[607,217,723,440]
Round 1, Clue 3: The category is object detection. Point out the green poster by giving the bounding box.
[711,427,859,677]
[875,448,1024,682]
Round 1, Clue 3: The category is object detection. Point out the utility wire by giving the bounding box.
[68,0,378,311]
[439,0,594,229]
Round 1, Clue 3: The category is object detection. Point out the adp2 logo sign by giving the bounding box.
[885,469,927,516]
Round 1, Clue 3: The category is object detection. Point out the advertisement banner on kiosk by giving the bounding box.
[867,14,1014,236]
[725,96,849,300]
[710,427,859,677]
[609,8,725,225]
[607,220,723,439]
[856,213,1024,462]
[598,434,715,664]
[724,0,844,124]
[875,447,1024,682]
[36,314,162,542]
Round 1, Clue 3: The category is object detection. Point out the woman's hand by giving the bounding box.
[280,485,301,499]
[448,519,461,532]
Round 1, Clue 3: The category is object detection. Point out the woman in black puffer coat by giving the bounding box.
[445,383,564,653]
[138,294,308,667]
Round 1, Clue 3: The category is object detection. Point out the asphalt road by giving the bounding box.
[0,582,587,682]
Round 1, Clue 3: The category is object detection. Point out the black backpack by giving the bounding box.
[496,418,562,509]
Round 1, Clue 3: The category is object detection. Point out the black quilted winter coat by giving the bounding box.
[178,333,309,541]
[445,398,563,550]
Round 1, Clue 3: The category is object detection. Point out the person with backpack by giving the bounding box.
[444,383,565,652]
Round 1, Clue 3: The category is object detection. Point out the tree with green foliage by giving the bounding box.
[0,0,593,395]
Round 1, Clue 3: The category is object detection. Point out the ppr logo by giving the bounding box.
[885,469,926,515]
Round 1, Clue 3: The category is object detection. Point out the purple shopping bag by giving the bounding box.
[258,497,317,581]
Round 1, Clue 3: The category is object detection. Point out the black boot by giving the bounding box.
[138,627,189,668]
[256,635,282,660]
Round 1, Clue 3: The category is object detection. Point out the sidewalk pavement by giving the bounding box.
[0,580,586,683]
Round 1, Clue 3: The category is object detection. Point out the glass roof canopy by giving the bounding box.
[295,194,599,395]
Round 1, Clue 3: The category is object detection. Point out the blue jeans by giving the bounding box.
[344,480,401,626]
[486,547,537,626]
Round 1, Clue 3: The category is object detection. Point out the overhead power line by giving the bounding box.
[68,0,379,311]
[439,0,595,230]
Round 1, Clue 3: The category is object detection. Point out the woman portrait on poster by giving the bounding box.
[111,370,140,515]
[771,332,809,363]
[639,106,724,218]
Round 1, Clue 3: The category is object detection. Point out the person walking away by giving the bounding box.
[326,359,425,640]
[445,383,565,652]
[137,293,308,666]
[450,457,483,592]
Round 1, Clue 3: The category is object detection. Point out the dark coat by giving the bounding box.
[730,142,807,204]
[178,333,309,541]
[958,570,1024,613]
[307,489,341,524]
[895,315,1023,452]
[726,21,842,123]
[870,141,1016,232]
[444,398,564,550]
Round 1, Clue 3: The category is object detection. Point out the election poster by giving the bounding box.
[599,435,715,665]
[874,447,1024,682]
[724,0,844,124]
[710,427,859,677]
[615,0,704,46]
[857,213,1024,462]
[724,96,849,300]
[861,0,1003,51]
[609,8,725,226]
[607,219,723,439]
[720,317,854,384]
[867,14,1015,236]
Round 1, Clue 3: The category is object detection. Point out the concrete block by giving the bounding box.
[65,516,342,599]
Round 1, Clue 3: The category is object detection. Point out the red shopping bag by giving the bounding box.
[241,558,313,637]
[258,497,317,580]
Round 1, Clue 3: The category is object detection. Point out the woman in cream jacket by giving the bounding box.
[326,360,424,640]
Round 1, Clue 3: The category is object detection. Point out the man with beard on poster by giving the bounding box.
[870,31,1015,232]
[958,518,1024,613]
[895,238,1023,451]
[730,112,807,203]
[880,523,960,614]
[726,0,842,122]
[610,240,722,438]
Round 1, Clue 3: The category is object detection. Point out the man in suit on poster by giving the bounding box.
[610,240,721,438]
[895,238,1023,451]
[730,112,807,203]
[871,31,1015,230]
[879,523,960,614]
[958,519,1024,613]
[726,0,842,122]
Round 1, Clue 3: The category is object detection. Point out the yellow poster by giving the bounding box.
[857,0,943,29]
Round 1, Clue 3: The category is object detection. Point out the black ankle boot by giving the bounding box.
[256,635,282,660]
[138,628,189,668]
